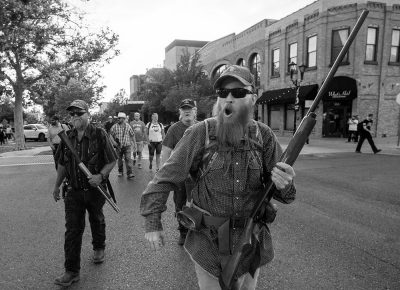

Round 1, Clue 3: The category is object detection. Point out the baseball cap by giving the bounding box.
[179,99,196,109]
[117,112,127,118]
[67,99,89,111]
[213,65,255,90]
[108,116,112,119]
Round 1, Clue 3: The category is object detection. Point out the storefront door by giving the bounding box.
[323,102,351,137]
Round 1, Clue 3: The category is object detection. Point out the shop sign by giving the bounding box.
[328,90,352,99]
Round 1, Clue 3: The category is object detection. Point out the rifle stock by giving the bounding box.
[219,9,369,289]
[58,130,120,213]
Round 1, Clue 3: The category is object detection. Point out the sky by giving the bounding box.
[69,0,315,102]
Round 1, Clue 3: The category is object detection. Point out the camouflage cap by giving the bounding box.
[179,99,196,109]
[66,99,89,111]
[213,65,255,90]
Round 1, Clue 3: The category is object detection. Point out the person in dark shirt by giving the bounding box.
[355,113,381,154]
[141,65,296,289]
[161,99,197,245]
[52,100,117,287]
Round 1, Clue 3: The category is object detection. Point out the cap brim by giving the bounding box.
[213,74,252,90]
[66,105,86,111]
[180,105,195,109]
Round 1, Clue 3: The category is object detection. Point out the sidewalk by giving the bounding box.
[1,136,399,158]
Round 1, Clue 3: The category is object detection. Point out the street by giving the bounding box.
[0,152,399,289]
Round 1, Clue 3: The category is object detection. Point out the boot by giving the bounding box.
[93,249,105,264]
[54,271,80,286]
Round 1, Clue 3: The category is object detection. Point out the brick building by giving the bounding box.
[197,0,400,138]
[164,39,209,71]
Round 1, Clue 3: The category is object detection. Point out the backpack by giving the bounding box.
[146,122,164,131]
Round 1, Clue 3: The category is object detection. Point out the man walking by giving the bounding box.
[355,113,381,154]
[161,99,197,245]
[48,115,69,169]
[140,65,296,289]
[52,100,117,286]
[130,112,146,169]
[110,112,136,179]
[145,112,165,171]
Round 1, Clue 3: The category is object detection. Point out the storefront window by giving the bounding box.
[285,104,294,131]
[212,65,227,79]
[269,105,280,130]
[331,28,349,64]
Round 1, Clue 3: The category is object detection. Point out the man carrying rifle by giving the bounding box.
[52,100,117,287]
[140,65,296,289]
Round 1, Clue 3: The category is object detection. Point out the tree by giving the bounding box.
[0,0,119,150]
[102,88,128,119]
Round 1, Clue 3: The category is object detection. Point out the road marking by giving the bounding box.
[0,162,53,167]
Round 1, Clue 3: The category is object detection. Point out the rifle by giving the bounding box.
[58,130,120,213]
[219,9,369,290]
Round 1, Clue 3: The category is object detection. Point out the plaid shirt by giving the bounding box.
[110,122,135,147]
[140,118,296,278]
[57,125,118,190]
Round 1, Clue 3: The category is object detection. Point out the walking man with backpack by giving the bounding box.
[140,65,296,289]
[145,112,165,171]
[161,99,197,245]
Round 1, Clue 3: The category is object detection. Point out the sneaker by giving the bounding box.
[149,163,152,170]
[54,272,80,286]
[93,249,105,264]
[127,173,135,179]
[355,150,361,153]
[118,172,123,177]
[138,163,142,169]
[374,149,382,154]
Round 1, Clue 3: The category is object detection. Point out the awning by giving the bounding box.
[257,84,318,105]
[323,76,357,101]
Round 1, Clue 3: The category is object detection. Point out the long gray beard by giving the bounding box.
[215,103,252,148]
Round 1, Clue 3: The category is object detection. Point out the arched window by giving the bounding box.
[212,64,227,79]
[249,53,261,87]
[236,58,246,66]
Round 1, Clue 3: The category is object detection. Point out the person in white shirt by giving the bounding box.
[145,113,165,171]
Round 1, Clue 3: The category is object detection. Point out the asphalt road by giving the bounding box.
[0,152,399,289]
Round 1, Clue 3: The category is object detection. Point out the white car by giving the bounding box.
[23,124,48,142]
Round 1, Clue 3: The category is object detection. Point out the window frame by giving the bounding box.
[250,53,261,87]
[365,27,378,63]
[331,28,350,65]
[306,35,317,68]
[271,48,280,77]
[389,29,400,64]
[288,42,298,73]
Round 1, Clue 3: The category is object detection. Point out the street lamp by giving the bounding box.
[289,62,306,133]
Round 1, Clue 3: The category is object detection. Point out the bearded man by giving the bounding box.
[140,65,296,290]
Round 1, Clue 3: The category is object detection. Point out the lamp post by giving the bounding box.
[289,62,306,133]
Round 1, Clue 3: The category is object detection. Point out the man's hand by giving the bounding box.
[145,231,165,251]
[271,162,295,190]
[53,187,60,202]
[88,174,102,187]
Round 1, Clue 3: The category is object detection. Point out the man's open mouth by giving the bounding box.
[224,107,233,117]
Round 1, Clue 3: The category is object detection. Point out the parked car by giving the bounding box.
[23,124,48,142]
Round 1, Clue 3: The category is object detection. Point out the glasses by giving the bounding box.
[216,88,253,99]
[69,111,86,117]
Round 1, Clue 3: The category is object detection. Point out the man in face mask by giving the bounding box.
[140,65,296,289]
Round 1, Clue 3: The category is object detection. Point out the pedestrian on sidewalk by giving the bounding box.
[130,112,146,169]
[145,112,165,171]
[161,99,198,246]
[48,115,70,170]
[355,113,381,154]
[0,128,5,145]
[52,99,117,287]
[347,115,358,142]
[110,112,136,179]
[140,65,296,290]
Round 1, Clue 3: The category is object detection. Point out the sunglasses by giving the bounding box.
[69,111,86,117]
[216,88,253,99]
